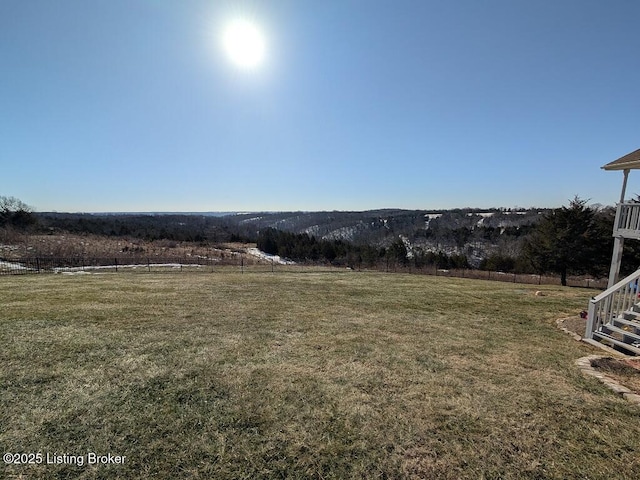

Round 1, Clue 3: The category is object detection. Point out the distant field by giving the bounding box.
[1,272,639,479]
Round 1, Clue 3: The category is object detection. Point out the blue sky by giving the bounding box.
[1,0,639,213]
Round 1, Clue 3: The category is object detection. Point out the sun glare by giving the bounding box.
[222,19,266,69]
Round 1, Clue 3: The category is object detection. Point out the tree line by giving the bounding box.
[2,195,638,285]
[257,227,469,270]
[480,198,638,285]
[256,198,640,285]
[34,212,248,243]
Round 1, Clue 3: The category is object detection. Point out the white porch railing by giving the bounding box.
[614,203,640,239]
[586,268,640,338]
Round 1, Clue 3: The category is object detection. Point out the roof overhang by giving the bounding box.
[602,149,640,171]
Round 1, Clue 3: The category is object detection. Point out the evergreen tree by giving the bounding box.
[386,239,408,266]
[480,254,516,272]
[522,197,596,286]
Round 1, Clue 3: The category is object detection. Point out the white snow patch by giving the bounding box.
[239,216,263,224]
[0,260,32,271]
[53,263,204,273]
[247,248,295,265]
[424,213,442,229]
[399,235,414,259]
[0,261,213,274]
[305,225,321,236]
[323,226,357,241]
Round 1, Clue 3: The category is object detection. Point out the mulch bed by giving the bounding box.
[590,357,640,393]
[559,316,640,394]
[560,316,587,338]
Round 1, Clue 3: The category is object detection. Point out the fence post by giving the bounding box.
[241,257,244,274]
[115,258,118,272]
[272,259,274,273]
[147,258,151,273]
[36,258,40,273]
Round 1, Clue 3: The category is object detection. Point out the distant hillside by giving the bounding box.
[229,208,550,266]
[34,208,551,266]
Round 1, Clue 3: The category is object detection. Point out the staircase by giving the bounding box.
[591,304,640,355]
[586,269,640,356]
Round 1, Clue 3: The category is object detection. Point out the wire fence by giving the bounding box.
[0,256,340,276]
[0,256,609,289]
[374,264,608,289]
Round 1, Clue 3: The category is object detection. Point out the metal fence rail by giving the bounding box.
[1,256,227,275]
[0,255,609,289]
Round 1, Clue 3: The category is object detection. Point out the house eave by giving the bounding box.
[602,149,640,171]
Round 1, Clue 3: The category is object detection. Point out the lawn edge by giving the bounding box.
[575,355,640,405]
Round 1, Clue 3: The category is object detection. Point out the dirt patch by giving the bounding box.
[591,357,640,394]
[559,316,587,336]
[560,316,640,394]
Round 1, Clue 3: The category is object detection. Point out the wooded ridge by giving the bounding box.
[1,196,636,284]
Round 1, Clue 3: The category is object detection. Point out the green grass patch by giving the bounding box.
[1,272,639,479]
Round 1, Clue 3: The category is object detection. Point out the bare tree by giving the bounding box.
[0,196,35,229]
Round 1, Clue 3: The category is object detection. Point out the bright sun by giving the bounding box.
[222,19,266,69]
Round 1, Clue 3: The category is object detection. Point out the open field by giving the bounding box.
[1,272,639,479]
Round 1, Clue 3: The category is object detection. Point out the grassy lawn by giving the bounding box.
[1,271,639,479]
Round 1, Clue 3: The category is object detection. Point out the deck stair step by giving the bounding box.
[600,323,640,343]
[623,309,640,321]
[612,317,640,334]
[592,331,640,356]
[586,270,640,356]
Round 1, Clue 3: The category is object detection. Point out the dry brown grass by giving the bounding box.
[1,272,639,479]
[0,233,252,261]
